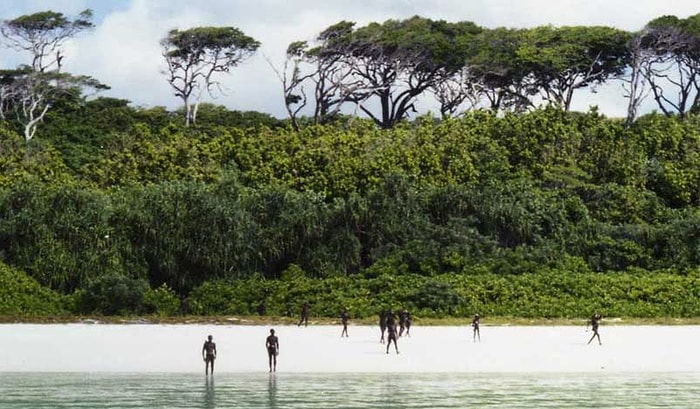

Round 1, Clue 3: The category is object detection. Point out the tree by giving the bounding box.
[623,30,654,126]
[161,26,260,126]
[316,17,479,128]
[430,66,480,117]
[0,10,93,73]
[465,27,534,112]
[640,14,700,118]
[519,25,631,111]
[272,22,364,130]
[0,9,99,142]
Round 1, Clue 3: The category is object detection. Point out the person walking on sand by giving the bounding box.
[379,310,387,344]
[398,310,407,337]
[341,308,350,337]
[404,310,412,337]
[297,302,309,327]
[386,311,399,354]
[587,313,602,345]
[266,328,279,372]
[202,335,217,375]
[471,313,481,343]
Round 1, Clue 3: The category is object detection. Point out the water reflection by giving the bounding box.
[267,374,278,409]
[2,372,700,408]
[204,377,215,409]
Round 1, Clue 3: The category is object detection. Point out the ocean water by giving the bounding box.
[1,372,698,408]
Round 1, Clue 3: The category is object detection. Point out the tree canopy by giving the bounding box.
[161,26,260,126]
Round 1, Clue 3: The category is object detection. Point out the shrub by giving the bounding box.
[0,262,66,316]
[144,283,180,316]
[76,274,148,315]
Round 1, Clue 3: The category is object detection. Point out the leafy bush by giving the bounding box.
[0,262,66,316]
[144,283,180,316]
[75,274,149,315]
[410,279,463,316]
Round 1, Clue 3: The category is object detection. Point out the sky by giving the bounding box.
[0,0,699,119]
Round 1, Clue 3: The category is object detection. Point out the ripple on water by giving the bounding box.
[0,372,698,408]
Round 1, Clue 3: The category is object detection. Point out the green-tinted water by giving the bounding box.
[1,372,697,408]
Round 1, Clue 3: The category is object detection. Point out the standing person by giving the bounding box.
[379,310,387,344]
[341,308,350,337]
[297,302,309,327]
[471,313,481,343]
[202,334,217,375]
[404,311,412,337]
[587,313,602,345]
[386,311,399,354]
[398,310,407,337]
[266,328,279,372]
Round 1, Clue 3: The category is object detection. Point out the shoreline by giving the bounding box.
[2,314,700,326]
[3,324,700,373]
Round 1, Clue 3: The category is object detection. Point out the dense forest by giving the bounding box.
[1,10,700,320]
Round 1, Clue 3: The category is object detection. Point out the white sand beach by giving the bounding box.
[2,323,699,373]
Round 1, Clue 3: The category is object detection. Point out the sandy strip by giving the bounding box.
[2,324,699,373]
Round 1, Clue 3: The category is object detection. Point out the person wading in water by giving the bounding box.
[266,328,279,372]
[202,335,217,375]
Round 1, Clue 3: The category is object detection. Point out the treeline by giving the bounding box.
[2,8,700,142]
[2,104,700,317]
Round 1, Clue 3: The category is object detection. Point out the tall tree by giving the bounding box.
[0,9,99,142]
[0,9,93,73]
[466,27,534,112]
[318,17,479,128]
[641,14,700,118]
[271,22,361,130]
[623,30,654,126]
[519,25,631,111]
[161,26,260,126]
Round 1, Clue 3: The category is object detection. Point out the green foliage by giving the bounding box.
[184,269,700,319]
[410,279,463,316]
[0,261,66,315]
[75,274,149,315]
[144,283,180,316]
[4,104,700,318]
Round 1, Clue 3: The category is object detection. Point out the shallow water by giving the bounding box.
[1,372,698,408]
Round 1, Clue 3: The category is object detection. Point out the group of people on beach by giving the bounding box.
[201,303,603,374]
[378,309,413,354]
[202,327,280,374]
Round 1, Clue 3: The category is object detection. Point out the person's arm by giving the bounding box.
[213,343,217,358]
[202,342,206,360]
